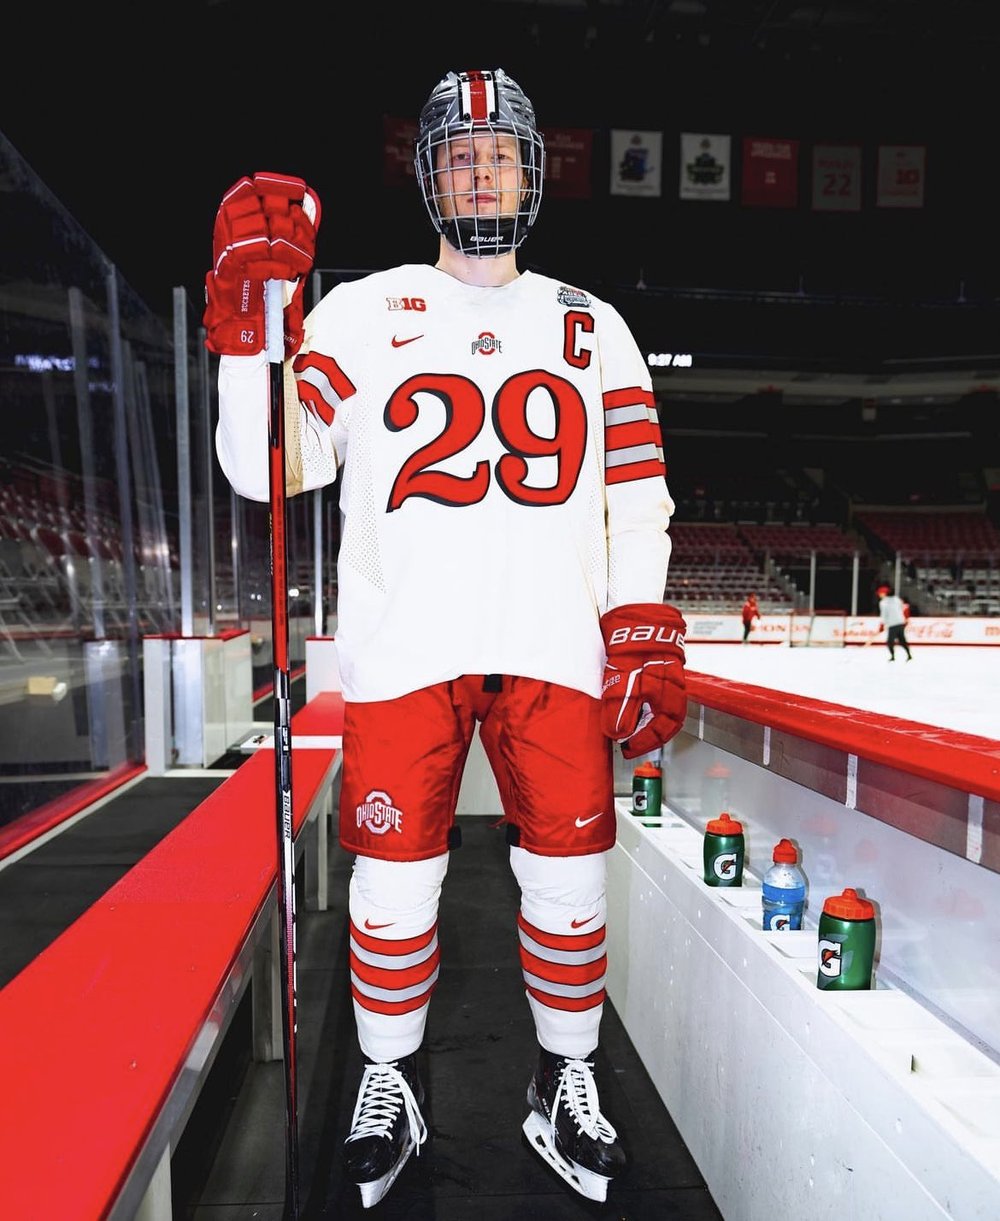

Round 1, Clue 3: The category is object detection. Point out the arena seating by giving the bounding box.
[858,509,1000,564]
[858,509,1000,615]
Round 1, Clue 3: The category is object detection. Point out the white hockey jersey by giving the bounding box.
[216,264,674,702]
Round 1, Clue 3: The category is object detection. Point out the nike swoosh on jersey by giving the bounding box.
[363,918,395,930]
[570,912,600,928]
[391,334,424,347]
[575,813,604,828]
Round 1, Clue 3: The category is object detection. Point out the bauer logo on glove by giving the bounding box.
[600,603,688,759]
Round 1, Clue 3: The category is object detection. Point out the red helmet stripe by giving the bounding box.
[464,70,490,121]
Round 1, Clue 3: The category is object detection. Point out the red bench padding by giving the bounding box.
[0,745,336,1220]
[290,690,346,736]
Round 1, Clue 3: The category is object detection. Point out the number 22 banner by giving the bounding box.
[811,145,862,212]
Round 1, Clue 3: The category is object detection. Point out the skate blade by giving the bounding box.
[356,1135,417,1209]
[522,1112,610,1203]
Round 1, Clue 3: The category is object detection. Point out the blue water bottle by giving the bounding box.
[762,838,807,931]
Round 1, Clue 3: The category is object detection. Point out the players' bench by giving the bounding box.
[0,691,345,1221]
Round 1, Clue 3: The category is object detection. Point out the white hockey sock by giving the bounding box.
[510,847,608,1057]
[349,852,449,1063]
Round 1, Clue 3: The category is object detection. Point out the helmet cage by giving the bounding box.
[415,69,545,258]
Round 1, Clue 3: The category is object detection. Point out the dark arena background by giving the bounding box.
[0,3,998,1219]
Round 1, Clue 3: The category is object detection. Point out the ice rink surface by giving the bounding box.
[685,643,1000,743]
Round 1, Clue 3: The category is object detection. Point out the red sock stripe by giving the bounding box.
[350,947,440,992]
[350,982,435,1016]
[349,920,437,955]
[517,912,606,952]
[519,947,608,987]
[525,983,606,1012]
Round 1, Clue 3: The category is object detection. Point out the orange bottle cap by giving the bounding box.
[706,812,743,835]
[822,887,874,920]
[772,838,797,863]
[634,762,661,778]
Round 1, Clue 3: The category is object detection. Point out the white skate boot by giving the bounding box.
[343,1053,427,1209]
[522,1047,627,1202]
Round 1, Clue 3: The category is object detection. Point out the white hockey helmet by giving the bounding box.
[414,69,545,257]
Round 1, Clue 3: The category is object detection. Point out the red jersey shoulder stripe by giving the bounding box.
[293,350,356,426]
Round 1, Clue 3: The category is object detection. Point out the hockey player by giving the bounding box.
[741,591,759,643]
[205,68,687,1208]
[876,584,913,661]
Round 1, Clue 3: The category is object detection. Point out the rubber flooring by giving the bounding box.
[174,810,723,1219]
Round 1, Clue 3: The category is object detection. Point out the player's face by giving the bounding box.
[433,131,525,221]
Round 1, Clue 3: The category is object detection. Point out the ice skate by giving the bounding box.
[522,1047,627,1202]
[343,1053,427,1209]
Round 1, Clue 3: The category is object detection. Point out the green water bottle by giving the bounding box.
[817,888,876,990]
[703,812,744,887]
[631,762,662,824]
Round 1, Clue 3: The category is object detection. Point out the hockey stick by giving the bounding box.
[264,278,301,1218]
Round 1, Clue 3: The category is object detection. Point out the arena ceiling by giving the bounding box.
[490,0,998,59]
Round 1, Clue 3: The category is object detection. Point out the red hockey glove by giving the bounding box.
[203,171,321,358]
[600,603,688,760]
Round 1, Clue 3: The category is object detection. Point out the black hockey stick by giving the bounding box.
[264,279,301,1218]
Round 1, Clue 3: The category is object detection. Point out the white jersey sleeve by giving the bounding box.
[594,301,673,609]
[215,347,342,503]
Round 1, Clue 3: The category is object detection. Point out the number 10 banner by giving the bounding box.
[811,145,862,212]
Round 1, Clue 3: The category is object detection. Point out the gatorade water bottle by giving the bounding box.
[761,838,807,931]
[703,812,744,887]
[631,762,662,824]
[817,888,876,990]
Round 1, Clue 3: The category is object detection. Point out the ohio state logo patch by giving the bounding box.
[471,331,502,356]
[356,789,404,835]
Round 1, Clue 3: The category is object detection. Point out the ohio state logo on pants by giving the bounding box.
[357,790,404,836]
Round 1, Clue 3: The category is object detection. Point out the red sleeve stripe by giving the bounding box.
[524,983,606,1012]
[351,982,436,1016]
[520,948,608,987]
[517,912,606,952]
[350,948,440,992]
[603,386,654,411]
[606,419,660,452]
[293,350,355,425]
[293,350,356,397]
[606,458,667,485]
[297,381,334,426]
[349,920,437,956]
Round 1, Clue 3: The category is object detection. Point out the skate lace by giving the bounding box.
[346,1062,427,1153]
[552,1057,618,1143]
